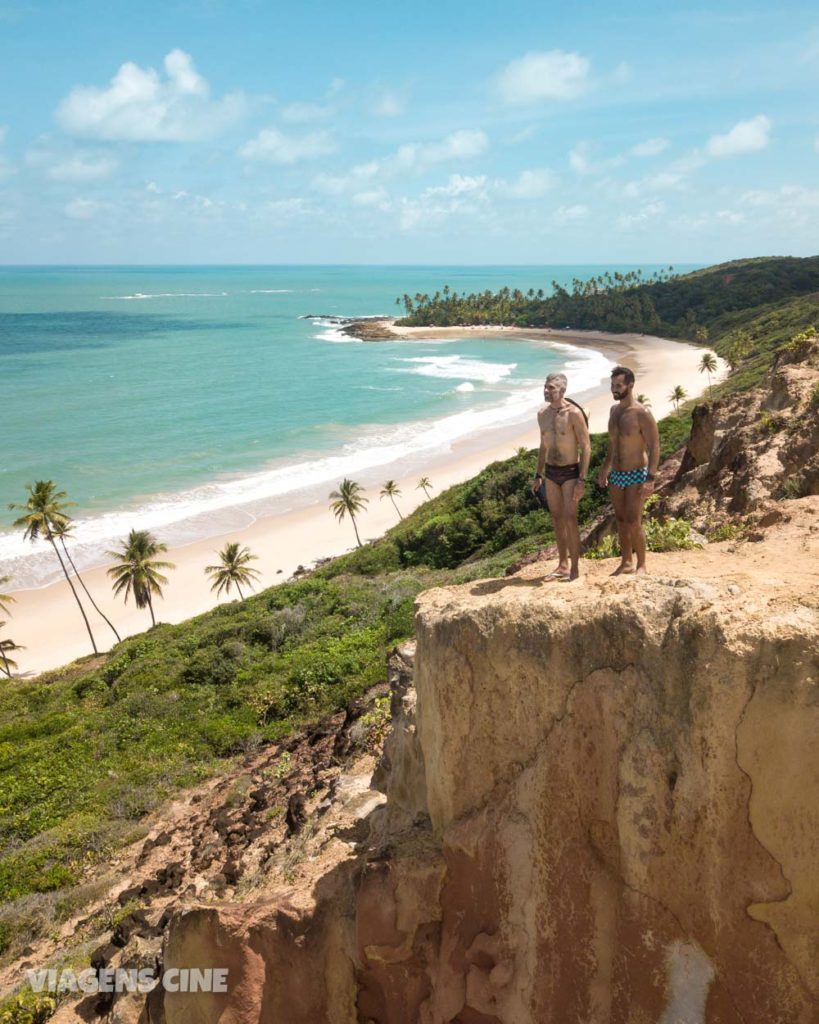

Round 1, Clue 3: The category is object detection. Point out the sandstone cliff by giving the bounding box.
[61,499,818,1024]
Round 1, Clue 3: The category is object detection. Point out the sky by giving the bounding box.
[1,0,818,264]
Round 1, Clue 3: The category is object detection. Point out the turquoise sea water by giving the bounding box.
[0,265,680,586]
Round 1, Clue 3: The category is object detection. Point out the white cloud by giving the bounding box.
[506,168,555,198]
[495,50,590,104]
[281,102,330,123]
[49,153,118,182]
[396,129,488,169]
[145,181,161,193]
[313,161,380,194]
[554,204,589,224]
[618,200,665,228]
[352,189,391,210]
[266,198,312,217]
[423,174,487,198]
[64,197,103,219]
[56,49,244,141]
[240,128,336,164]
[741,185,819,208]
[705,115,771,158]
[373,91,404,117]
[399,175,490,232]
[715,209,745,224]
[630,137,670,158]
[569,142,593,175]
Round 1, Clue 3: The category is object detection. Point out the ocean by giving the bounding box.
[0,265,675,588]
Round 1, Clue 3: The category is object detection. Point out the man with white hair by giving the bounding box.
[531,372,592,581]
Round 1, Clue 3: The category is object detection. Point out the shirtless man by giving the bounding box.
[531,372,591,581]
[597,365,660,575]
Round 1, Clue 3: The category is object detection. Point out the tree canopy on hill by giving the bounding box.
[396,256,819,340]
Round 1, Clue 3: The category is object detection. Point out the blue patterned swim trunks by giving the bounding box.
[609,466,649,488]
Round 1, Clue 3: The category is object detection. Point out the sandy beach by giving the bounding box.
[4,329,724,677]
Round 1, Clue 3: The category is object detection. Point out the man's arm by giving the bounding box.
[641,408,661,492]
[533,410,547,493]
[571,408,591,502]
[597,407,616,487]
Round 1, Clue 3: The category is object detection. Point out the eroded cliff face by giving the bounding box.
[90,504,818,1024]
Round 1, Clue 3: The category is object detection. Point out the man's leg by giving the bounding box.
[560,479,582,579]
[545,478,570,577]
[625,484,648,572]
[608,484,634,574]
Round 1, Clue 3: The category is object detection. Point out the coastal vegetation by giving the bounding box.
[668,385,688,415]
[106,530,175,627]
[416,477,433,499]
[396,256,819,391]
[205,542,261,601]
[328,478,368,548]
[9,482,99,655]
[379,481,404,521]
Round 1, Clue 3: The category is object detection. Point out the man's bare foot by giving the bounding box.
[635,565,648,575]
[611,562,635,576]
[544,565,571,582]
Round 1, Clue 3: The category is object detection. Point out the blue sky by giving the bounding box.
[1,0,818,264]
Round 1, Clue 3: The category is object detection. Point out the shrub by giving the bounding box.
[180,650,237,687]
[0,993,57,1024]
[707,522,741,542]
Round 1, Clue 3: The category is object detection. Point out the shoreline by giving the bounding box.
[3,328,724,677]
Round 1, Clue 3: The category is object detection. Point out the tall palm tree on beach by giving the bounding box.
[9,481,98,654]
[668,385,688,416]
[379,481,404,521]
[329,479,368,548]
[50,519,121,643]
[205,542,261,600]
[107,529,175,627]
[699,352,718,398]
[416,477,434,500]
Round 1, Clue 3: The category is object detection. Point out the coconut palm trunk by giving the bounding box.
[147,593,156,627]
[0,646,10,678]
[48,533,98,654]
[350,513,362,547]
[58,536,121,642]
[389,496,403,520]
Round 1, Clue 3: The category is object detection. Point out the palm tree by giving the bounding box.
[699,352,718,398]
[725,330,752,371]
[416,477,434,500]
[205,542,261,600]
[379,481,403,521]
[49,519,121,643]
[0,576,13,617]
[0,578,15,677]
[106,529,175,627]
[329,479,368,548]
[668,385,688,416]
[0,624,23,678]
[9,481,98,654]
[636,393,652,408]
